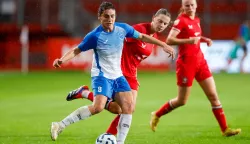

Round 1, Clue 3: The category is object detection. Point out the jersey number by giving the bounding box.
[98,86,102,92]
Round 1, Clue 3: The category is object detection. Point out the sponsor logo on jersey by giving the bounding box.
[141,43,146,48]
[104,39,108,44]
[188,25,193,29]
[194,32,200,36]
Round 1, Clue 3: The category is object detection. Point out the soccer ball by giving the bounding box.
[95,133,117,144]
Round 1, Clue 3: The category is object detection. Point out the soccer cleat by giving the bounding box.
[50,122,64,141]
[222,127,241,137]
[66,85,89,101]
[150,111,160,132]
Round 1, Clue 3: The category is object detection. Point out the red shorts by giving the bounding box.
[176,56,212,87]
[124,75,140,91]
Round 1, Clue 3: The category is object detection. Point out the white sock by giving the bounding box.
[59,106,91,127]
[116,114,132,144]
[82,90,91,99]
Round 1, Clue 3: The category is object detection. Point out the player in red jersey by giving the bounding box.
[66,8,173,135]
[150,0,241,137]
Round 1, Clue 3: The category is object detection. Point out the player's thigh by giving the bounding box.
[115,91,133,113]
[176,58,196,87]
[113,76,133,112]
[91,76,114,99]
[195,60,212,82]
[131,90,138,107]
[198,77,219,101]
[125,75,139,91]
[124,76,138,107]
[93,95,108,111]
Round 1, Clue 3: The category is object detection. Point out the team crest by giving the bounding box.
[174,19,180,26]
[182,77,188,84]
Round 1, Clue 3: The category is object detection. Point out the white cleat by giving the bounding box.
[50,122,64,141]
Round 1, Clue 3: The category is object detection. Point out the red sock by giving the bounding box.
[106,115,120,135]
[155,101,173,117]
[212,107,228,132]
[87,92,94,102]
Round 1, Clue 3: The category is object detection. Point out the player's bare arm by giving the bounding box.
[137,33,175,59]
[53,47,81,68]
[201,36,212,47]
[167,28,199,45]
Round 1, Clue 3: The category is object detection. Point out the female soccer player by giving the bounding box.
[150,0,241,137]
[50,2,174,143]
[66,8,173,135]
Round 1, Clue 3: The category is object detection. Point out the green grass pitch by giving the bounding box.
[0,71,249,144]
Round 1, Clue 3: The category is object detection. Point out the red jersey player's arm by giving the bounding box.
[201,36,213,47]
[137,33,175,59]
[166,28,199,45]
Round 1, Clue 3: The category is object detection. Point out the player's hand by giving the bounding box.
[189,37,200,44]
[53,58,62,68]
[206,38,212,47]
[163,44,175,60]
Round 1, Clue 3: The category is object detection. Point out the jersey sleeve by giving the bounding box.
[172,18,185,32]
[126,24,147,43]
[122,23,140,39]
[77,32,97,52]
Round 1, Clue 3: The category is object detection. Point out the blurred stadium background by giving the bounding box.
[0,0,250,144]
[0,0,250,72]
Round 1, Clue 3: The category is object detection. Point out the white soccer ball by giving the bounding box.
[95,133,117,144]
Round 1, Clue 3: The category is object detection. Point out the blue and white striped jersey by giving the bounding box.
[78,22,140,79]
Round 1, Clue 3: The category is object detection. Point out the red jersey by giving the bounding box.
[173,14,212,86]
[121,23,160,78]
[172,14,203,58]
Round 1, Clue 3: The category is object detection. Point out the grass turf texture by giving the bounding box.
[0,71,249,144]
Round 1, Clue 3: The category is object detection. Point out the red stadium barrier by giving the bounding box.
[46,38,93,70]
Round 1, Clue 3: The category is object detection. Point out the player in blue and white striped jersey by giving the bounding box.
[50,2,174,144]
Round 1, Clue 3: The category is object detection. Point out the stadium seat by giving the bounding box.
[210,24,239,40]
[210,1,247,13]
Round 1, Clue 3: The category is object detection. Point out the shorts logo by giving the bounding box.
[182,77,188,84]
[98,86,102,92]
[122,124,130,128]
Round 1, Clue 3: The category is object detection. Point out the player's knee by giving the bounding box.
[93,105,105,114]
[122,102,134,114]
[132,108,136,113]
[108,105,122,114]
[208,94,220,105]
